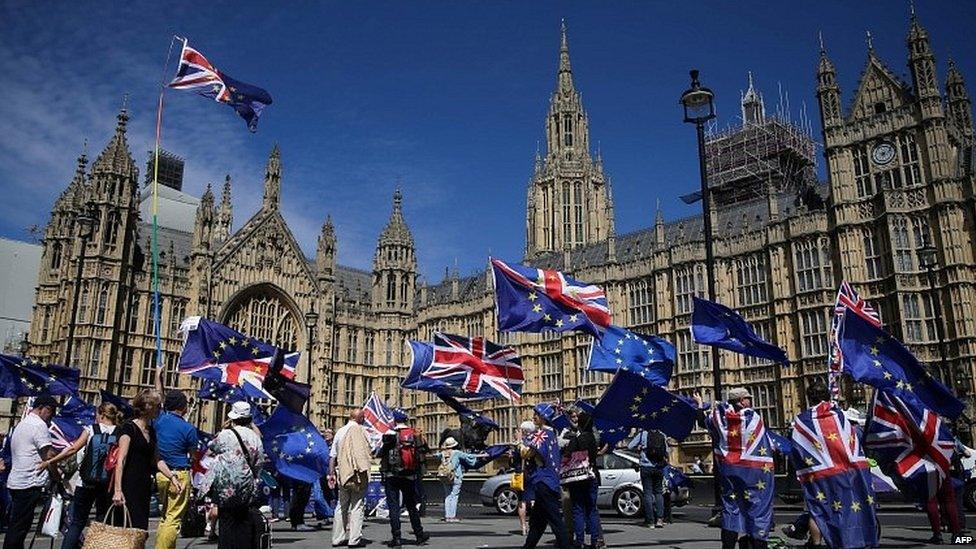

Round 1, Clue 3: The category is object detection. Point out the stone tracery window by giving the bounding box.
[224,286,301,351]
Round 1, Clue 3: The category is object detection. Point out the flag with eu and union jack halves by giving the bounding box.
[50,396,96,450]
[362,392,395,448]
[179,316,299,402]
[491,258,611,338]
[829,282,881,398]
[169,41,273,132]
[705,402,775,540]
[403,333,523,401]
[791,400,879,549]
[864,388,954,502]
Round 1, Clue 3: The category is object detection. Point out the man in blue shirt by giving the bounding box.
[154,391,199,549]
[629,430,668,528]
[521,403,569,549]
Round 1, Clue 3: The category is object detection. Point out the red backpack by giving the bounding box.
[392,427,419,474]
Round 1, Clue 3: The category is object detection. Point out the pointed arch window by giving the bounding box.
[385,332,393,366]
[78,282,90,322]
[863,230,883,280]
[88,340,102,376]
[892,217,913,272]
[628,278,654,326]
[50,242,62,270]
[103,212,119,245]
[41,308,50,341]
[573,181,583,245]
[386,275,396,307]
[852,146,874,197]
[899,133,922,187]
[562,183,572,246]
[95,283,109,324]
[224,286,300,351]
[563,114,573,147]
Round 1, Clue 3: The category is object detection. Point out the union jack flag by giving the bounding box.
[362,392,395,446]
[491,258,611,338]
[865,388,954,500]
[707,402,774,470]
[403,333,523,401]
[791,401,870,481]
[790,400,879,548]
[829,282,880,397]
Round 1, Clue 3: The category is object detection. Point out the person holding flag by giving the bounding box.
[3,395,59,549]
[693,387,775,549]
[520,403,570,549]
[377,409,430,549]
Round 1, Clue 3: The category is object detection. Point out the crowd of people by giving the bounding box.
[0,380,968,549]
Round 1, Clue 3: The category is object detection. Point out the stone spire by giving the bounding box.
[316,215,337,280]
[740,71,765,126]
[816,36,843,130]
[557,20,574,94]
[262,144,281,209]
[192,183,215,252]
[946,59,974,139]
[214,174,233,243]
[906,11,941,105]
[654,199,665,245]
[92,107,137,179]
[373,188,416,313]
[378,188,413,246]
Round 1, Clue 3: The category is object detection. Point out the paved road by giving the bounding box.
[122,504,954,548]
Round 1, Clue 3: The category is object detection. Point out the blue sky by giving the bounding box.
[0,1,972,283]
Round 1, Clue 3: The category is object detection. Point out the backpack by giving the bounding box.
[80,424,118,485]
[387,427,419,474]
[643,430,668,464]
[437,452,455,483]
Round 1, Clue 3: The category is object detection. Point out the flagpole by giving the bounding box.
[151,35,182,392]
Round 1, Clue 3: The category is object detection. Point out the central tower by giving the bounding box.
[524,22,614,259]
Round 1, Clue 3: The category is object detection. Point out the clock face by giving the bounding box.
[872,142,896,166]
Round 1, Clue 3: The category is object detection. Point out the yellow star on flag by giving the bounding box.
[532,304,542,313]
[816,491,826,501]
[555,319,564,327]
[866,495,875,505]
[528,292,538,301]
[826,433,839,441]
[832,500,843,511]
[869,346,879,355]
[851,501,861,512]
[758,447,768,456]
[804,457,814,466]
[882,371,892,380]
[569,314,578,322]
[543,314,552,321]
[756,480,766,490]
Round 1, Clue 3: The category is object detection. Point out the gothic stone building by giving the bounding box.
[24,18,976,459]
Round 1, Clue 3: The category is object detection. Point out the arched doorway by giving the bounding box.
[219,283,303,352]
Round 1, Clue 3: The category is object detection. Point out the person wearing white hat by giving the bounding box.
[200,401,265,549]
[436,437,485,523]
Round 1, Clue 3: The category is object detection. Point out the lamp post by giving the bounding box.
[304,303,319,380]
[65,202,96,368]
[680,69,721,508]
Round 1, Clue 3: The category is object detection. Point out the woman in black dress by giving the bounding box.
[110,390,184,530]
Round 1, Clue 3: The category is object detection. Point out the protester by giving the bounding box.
[378,408,430,549]
[563,411,603,549]
[330,410,372,548]
[791,381,878,549]
[695,387,774,549]
[628,429,668,528]
[414,426,431,517]
[922,437,962,542]
[111,390,184,531]
[154,390,199,549]
[201,401,265,549]
[437,436,479,522]
[288,480,315,531]
[40,401,120,549]
[521,403,569,549]
[0,432,9,535]
[3,395,58,549]
[317,428,336,522]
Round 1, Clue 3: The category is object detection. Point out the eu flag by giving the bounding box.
[471,444,512,469]
[664,464,692,490]
[437,394,499,430]
[588,325,674,386]
[692,298,788,363]
[0,354,79,397]
[592,370,698,440]
[839,309,963,420]
[197,378,246,402]
[258,405,330,483]
[491,258,611,338]
[99,390,133,418]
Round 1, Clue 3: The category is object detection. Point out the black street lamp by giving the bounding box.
[918,243,954,390]
[305,303,319,379]
[680,69,722,509]
[65,202,96,368]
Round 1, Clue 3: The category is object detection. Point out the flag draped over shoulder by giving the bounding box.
[169,41,273,132]
[705,401,775,540]
[839,309,963,420]
[0,354,79,397]
[592,370,697,440]
[179,317,300,402]
[864,388,954,502]
[258,405,330,483]
[403,333,523,401]
[588,325,674,386]
[50,396,96,449]
[691,297,787,363]
[791,401,879,549]
[490,258,610,338]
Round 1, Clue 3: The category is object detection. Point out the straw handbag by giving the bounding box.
[83,505,147,549]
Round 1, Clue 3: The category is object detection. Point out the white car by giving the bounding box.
[478,449,690,518]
